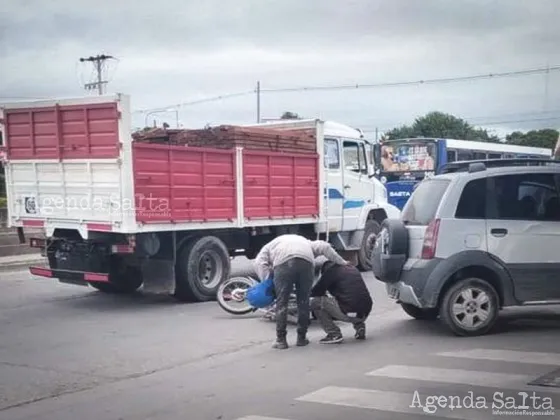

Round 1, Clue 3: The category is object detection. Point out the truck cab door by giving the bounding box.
[341,139,369,231]
[324,138,343,231]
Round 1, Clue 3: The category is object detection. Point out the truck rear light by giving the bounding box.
[29,237,46,248]
[30,267,53,277]
[421,218,440,260]
[111,244,135,254]
[84,272,109,282]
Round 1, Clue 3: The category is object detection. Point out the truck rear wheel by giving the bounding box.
[357,220,381,272]
[175,236,231,302]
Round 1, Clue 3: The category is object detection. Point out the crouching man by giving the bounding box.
[310,261,373,344]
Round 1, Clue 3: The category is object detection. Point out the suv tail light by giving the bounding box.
[421,218,440,260]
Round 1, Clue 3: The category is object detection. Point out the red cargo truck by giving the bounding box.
[0,93,399,301]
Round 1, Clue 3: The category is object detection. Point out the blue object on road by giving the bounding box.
[246,277,275,308]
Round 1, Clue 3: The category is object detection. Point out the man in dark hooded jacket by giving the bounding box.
[310,261,373,344]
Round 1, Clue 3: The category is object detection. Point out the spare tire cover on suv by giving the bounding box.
[371,219,409,283]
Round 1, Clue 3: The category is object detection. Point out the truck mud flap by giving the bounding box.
[29,266,109,286]
[140,259,175,295]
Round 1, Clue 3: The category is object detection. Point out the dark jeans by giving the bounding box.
[273,257,314,339]
[310,296,366,335]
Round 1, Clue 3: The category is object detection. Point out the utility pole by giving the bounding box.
[79,54,115,95]
[256,81,261,123]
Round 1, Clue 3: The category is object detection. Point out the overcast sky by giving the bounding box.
[1,0,559,138]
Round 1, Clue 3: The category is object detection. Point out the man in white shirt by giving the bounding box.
[254,234,348,349]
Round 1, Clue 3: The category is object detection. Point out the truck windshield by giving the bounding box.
[379,139,437,174]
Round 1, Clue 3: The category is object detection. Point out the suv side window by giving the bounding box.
[455,178,486,219]
[489,173,560,221]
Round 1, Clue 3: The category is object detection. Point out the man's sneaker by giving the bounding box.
[319,333,343,344]
[296,335,310,347]
[354,325,366,340]
[272,339,288,350]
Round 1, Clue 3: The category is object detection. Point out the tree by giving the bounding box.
[505,129,559,149]
[280,111,300,120]
[385,111,500,142]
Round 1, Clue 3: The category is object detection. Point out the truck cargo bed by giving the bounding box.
[1,94,322,237]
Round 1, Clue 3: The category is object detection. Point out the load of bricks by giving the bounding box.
[132,125,317,154]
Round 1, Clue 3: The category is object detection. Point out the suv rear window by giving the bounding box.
[402,178,450,225]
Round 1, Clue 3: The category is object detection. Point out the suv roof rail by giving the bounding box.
[438,158,560,174]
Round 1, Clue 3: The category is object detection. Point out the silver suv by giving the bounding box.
[372,159,560,336]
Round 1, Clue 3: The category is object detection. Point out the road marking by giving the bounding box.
[437,349,560,366]
[365,364,560,393]
[297,386,496,419]
[236,417,291,420]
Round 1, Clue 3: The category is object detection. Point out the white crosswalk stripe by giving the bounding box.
[437,348,560,366]
[297,386,497,420]
[236,417,292,420]
[366,364,560,393]
[235,348,560,420]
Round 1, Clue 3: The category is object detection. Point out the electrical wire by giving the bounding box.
[133,91,255,114]
[132,64,559,114]
[258,65,560,93]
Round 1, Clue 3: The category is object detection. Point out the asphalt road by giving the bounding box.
[0,258,559,420]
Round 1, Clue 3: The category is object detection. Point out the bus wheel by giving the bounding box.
[357,220,381,272]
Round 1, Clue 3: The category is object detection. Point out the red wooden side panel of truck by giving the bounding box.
[242,150,319,219]
[2,102,120,159]
[132,144,320,223]
[132,143,237,223]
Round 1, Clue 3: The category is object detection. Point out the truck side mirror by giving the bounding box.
[369,143,381,178]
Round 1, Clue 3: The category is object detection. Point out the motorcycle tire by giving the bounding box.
[216,276,259,315]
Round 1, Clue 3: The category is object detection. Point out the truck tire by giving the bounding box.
[88,259,143,294]
[439,277,499,337]
[175,236,231,302]
[371,218,408,283]
[400,303,439,320]
[357,220,381,272]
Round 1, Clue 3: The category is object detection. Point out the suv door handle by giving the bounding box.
[344,185,351,189]
[490,228,508,237]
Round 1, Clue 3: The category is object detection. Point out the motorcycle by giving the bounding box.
[216,264,323,324]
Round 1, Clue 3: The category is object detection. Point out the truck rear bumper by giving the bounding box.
[29,266,109,285]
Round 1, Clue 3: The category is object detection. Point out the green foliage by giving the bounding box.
[505,129,559,149]
[0,197,6,208]
[385,111,500,143]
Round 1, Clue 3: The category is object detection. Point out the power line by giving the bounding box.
[361,115,560,134]
[359,109,560,131]
[259,65,560,93]
[133,91,254,114]
[132,64,559,114]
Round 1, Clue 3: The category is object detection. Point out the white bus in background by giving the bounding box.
[377,137,553,210]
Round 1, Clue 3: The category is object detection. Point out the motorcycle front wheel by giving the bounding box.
[216,276,260,315]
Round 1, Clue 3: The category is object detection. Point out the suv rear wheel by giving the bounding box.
[439,277,499,337]
[400,303,439,320]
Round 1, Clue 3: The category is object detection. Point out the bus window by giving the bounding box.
[473,152,487,160]
[457,151,473,161]
[447,150,457,162]
[488,153,501,159]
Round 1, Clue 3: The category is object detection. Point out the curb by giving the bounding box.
[0,258,47,273]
